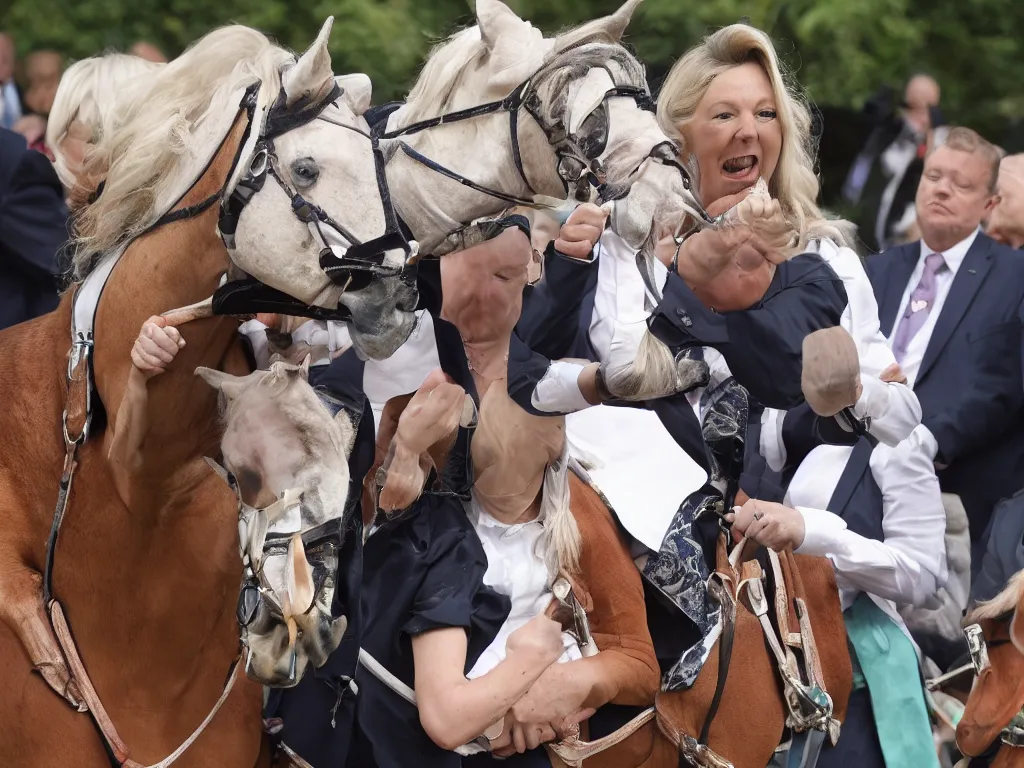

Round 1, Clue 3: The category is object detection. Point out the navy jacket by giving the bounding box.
[972,489,1024,604]
[0,128,69,330]
[867,234,1024,547]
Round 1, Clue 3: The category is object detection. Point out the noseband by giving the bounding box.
[962,620,1024,748]
[219,83,415,301]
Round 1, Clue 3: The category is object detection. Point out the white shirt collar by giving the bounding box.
[467,492,545,530]
[921,227,980,276]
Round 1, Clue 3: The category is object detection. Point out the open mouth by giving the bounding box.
[722,155,759,179]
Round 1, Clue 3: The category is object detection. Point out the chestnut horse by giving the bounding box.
[0,19,419,768]
[957,570,1024,767]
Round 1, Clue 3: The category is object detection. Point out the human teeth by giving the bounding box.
[724,156,755,172]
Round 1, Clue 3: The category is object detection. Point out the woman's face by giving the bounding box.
[684,61,783,209]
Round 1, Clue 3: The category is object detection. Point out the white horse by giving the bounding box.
[381,0,709,257]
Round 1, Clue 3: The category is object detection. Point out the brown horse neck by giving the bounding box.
[92,116,253,471]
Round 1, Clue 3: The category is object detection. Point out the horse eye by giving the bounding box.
[291,157,320,189]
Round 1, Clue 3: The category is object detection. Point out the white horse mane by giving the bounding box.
[73,25,296,274]
[968,569,1024,624]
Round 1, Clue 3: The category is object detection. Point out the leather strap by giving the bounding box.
[547,707,656,768]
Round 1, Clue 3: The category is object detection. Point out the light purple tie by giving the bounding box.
[892,251,948,363]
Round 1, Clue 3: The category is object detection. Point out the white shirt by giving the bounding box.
[361,310,441,430]
[785,425,948,638]
[238,318,352,368]
[888,228,980,389]
[761,239,922,472]
[465,497,582,679]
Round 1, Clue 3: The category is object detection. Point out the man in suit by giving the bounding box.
[0,33,23,130]
[0,126,69,330]
[866,126,1024,570]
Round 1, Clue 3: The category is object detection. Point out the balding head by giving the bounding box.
[904,74,941,134]
[0,33,14,83]
[129,42,167,64]
[987,154,1024,249]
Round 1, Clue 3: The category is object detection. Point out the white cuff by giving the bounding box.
[532,361,593,414]
[760,408,787,474]
[327,321,353,358]
[852,375,886,421]
[794,506,848,557]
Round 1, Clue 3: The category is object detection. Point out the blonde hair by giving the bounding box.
[932,126,1002,194]
[73,25,294,270]
[46,53,164,195]
[657,24,853,250]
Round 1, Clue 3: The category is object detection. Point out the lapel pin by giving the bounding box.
[968,269,977,274]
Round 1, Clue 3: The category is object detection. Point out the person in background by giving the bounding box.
[843,74,942,252]
[0,126,69,329]
[0,33,23,131]
[866,127,1024,573]
[12,50,62,156]
[986,153,1024,249]
[130,41,168,64]
[45,52,163,210]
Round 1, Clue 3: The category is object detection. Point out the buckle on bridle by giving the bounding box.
[965,623,990,675]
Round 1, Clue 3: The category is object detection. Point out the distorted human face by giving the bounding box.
[986,158,1024,249]
[916,145,998,250]
[440,227,535,344]
[25,51,62,115]
[0,34,14,84]
[903,75,940,135]
[684,61,783,209]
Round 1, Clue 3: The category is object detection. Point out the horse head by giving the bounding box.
[196,360,355,687]
[957,570,1024,756]
[381,0,710,256]
[74,18,418,361]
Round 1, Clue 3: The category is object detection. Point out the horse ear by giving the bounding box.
[283,16,335,108]
[556,0,643,48]
[1013,594,1024,654]
[476,0,524,51]
[336,73,373,117]
[194,366,249,401]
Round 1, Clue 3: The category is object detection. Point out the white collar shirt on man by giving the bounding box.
[887,227,981,389]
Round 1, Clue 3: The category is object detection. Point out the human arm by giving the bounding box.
[731,427,948,607]
[516,204,605,360]
[0,136,69,279]
[412,616,564,752]
[922,305,1024,466]
[649,254,847,410]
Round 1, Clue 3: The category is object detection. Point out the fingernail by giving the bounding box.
[732,506,742,513]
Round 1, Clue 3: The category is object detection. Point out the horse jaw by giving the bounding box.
[282,17,336,108]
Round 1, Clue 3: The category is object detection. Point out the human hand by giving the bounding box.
[880,362,907,385]
[725,499,806,551]
[511,661,589,727]
[801,327,862,417]
[13,114,47,145]
[394,369,466,455]
[506,615,565,669]
[131,315,185,379]
[555,203,607,259]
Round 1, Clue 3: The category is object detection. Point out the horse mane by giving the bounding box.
[967,569,1024,623]
[392,18,644,132]
[72,25,295,277]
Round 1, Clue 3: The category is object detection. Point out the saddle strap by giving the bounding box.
[698,579,737,745]
[49,600,241,768]
[653,711,734,768]
[547,707,656,768]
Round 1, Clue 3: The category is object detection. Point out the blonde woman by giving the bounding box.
[45,52,163,210]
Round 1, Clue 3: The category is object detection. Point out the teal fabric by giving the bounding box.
[844,594,939,768]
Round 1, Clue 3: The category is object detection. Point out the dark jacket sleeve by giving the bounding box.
[925,298,1024,466]
[647,253,848,410]
[516,242,598,361]
[971,492,1024,603]
[0,132,70,279]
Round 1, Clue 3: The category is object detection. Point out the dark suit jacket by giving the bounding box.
[867,233,1024,545]
[972,489,1024,604]
[0,127,69,330]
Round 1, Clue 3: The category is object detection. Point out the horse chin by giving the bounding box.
[956,719,1003,758]
[347,309,417,360]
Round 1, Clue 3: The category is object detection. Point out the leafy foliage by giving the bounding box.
[5,0,1023,141]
